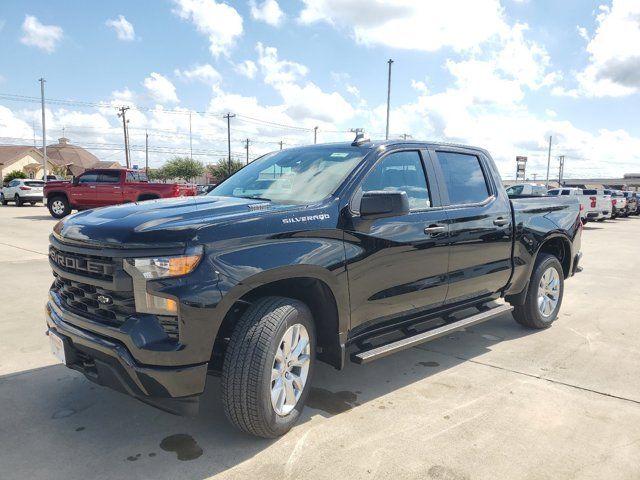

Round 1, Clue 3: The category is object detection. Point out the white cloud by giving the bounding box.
[172,0,243,56]
[236,60,258,79]
[175,64,221,85]
[143,73,179,103]
[250,0,284,26]
[298,0,509,53]
[106,15,136,41]
[563,1,640,97]
[20,15,63,53]
[256,42,308,85]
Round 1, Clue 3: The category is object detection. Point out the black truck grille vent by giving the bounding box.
[53,276,179,340]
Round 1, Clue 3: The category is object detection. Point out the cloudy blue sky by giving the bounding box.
[0,0,638,178]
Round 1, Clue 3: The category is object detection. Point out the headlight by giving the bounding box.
[123,246,203,316]
[126,246,203,280]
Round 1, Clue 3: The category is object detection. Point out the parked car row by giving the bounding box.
[506,183,640,222]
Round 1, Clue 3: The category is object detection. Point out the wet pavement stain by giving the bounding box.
[149,453,156,458]
[52,408,75,419]
[417,361,440,367]
[126,454,141,462]
[160,434,203,461]
[75,426,85,432]
[307,388,358,415]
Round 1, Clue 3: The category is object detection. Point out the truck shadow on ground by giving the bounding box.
[0,312,534,480]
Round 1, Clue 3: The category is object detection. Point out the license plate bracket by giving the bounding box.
[49,330,67,365]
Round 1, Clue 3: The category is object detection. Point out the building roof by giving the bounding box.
[0,146,42,169]
[42,137,102,176]
[93,160,123,168]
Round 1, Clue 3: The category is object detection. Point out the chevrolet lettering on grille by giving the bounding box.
[49,248,112,276]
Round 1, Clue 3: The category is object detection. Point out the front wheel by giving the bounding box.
[511,253,564,329]
[221,296,315,438]
[0,193,7,206]
[47,196,71,218]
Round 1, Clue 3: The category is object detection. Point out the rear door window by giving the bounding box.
[24,181,44,187]
[436,151,490,205]
[97,171,121,183]
[77,173,99,184]
[561,190,571,196]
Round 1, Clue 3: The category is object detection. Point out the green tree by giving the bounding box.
[3,170,27,185]
[206,160,243,182]
[147,166,171,182]
[162,156,205,182]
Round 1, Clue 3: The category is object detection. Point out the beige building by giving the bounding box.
[0,138,122,182]
[0,146,57,181]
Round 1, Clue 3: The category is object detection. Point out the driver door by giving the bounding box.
[69,172,99,208]
[344,149,450,334]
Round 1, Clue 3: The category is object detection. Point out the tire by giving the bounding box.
[221,296,316,438]
[0,193,7,206]
[47,196,71,219]
[14,194,22,207]
[30,202,36,206]
[511,253,564,329]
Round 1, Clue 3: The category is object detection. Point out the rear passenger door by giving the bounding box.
[430,149,513,305]
[94,170,123,206]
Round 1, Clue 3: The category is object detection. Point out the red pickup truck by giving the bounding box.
[44,169,197,218]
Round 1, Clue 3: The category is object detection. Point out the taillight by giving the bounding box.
[612,199,617,206]
[590,196,596,208]
[19,186,31,191]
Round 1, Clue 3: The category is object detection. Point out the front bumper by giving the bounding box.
[46,301,207,415]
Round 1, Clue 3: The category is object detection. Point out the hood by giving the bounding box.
[56,195,296,247]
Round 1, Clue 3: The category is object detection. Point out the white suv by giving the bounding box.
[1,179,45,206]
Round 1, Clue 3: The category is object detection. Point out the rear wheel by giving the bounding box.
[14,194,22,207]
[221,296,315,438]
[511,253,564,329]
[47,196,71,218]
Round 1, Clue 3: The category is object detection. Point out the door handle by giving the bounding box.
[493,217,509,226]
[89,185,96,189]
[424,224,446,236]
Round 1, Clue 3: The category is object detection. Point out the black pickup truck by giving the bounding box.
[45,138,582,438]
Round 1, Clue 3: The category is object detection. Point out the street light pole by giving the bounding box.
[39,78,47,181]
[224,112,236,177]
[385,59,394,140]
[545,135,552,188]
[314,126,318,144]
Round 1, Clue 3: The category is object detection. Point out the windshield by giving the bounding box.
[210,146,366,204]
[506,185,523,195]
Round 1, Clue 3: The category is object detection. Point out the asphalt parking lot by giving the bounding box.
[1,204,639,480]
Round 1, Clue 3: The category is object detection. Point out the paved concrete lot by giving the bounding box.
[1,204,639,480]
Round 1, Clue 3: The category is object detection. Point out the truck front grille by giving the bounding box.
[49,246,115,282]
[52,274,179,340]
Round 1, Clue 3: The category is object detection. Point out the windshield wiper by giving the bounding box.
[238,195,272,201]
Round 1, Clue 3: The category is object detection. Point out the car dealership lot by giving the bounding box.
[1,205,639,480]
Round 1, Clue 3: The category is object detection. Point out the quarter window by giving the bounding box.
[436,152,490,205]
[97,171,120,183]
[361,151,430,210]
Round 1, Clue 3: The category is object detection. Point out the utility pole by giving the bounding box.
[558,155,565,186]
[532,173,538,182]
[223,112,235,176]
[39,78,48,182]
[279,140,283,150]
[189,111,193,160]
[385,59,394,140]
[145,130,149,175]
[117,106,131,168]
[245,138,250,165]
[314,126,318,144]
[401,133,411,140]
[544,135,552,188]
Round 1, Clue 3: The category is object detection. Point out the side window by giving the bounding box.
[436,151,490,205]
[561,190,570,196]
[126,172,137,182]
[97,171,120,183]
[361,151,430,210]
[77,173,98,184]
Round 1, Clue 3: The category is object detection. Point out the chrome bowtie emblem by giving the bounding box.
[97,294,112,305]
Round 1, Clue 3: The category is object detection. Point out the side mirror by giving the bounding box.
[359,190,410,219]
